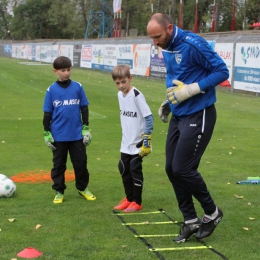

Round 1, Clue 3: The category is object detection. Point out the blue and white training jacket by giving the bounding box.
[162,25,229,117]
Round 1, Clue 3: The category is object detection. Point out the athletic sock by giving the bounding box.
[204,207,218,220]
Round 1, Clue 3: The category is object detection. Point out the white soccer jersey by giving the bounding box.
[118,87,152,155]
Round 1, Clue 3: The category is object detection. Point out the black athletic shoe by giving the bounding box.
[195,208,223,239]
[174,220,201,243]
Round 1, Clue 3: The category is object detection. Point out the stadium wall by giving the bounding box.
[1,30,260,94]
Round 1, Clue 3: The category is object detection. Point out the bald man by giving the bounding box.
[147,13,229,243]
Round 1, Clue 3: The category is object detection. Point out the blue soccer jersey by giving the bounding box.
[162,25,229,117]
[43,80,89,141]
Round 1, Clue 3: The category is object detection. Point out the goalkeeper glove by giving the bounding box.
[82,124,92,146]
[44,131,56,150]
[158,100,171,123]
[166,80,201,105]
[137,134,151,158]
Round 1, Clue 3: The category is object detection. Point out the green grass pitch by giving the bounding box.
[0,57,259,259]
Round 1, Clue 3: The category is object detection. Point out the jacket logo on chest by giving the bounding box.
[175,54,182,64]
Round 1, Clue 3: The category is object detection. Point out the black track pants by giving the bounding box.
[165,105,217,221]
[118,153,143,205]
[51,140,89,193]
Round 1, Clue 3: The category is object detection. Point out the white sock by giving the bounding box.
[185,218,199,224]
[204,207,218,220]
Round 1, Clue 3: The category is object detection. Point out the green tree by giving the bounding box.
[216,0,233,31]
[216,0,246,31]
[47,0,86,39]
[5,0,260,40]
[246,0,260,24]
[0,0,17,39]
[11,0,90,40]
[119,0,176,36]
[120,0,151,36]
[11,0,53,40]
[181,0,212,32]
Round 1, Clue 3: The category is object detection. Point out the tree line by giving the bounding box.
[0,0,259,40]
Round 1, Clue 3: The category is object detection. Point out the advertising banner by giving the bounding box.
[20,45,28,59]
[91,45,104,70]
[11,45,20,58]
[131,44,151,76]
[73,45,82,68]
[215,43,233,86]
[35,46,41,61]
[12,45,36,61]
[117,44,133,68]
[150,45,166,78]
[49,45,59,63]
[103,44,118,71]
[26,45,36,61]
[81,45,92,68]
[57,45,74,62]
[234,43,260,92]
[38,45,53,63]
[4,45,11,53]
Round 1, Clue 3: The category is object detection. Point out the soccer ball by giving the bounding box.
[0,173,8,181]
[0,178,16,198]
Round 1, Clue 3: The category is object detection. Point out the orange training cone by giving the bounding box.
[219,79,231,87]
[17,247,43,258]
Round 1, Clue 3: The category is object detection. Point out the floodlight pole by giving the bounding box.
[194,0,198,33]
[150,0,154,15]
[231,0,236,31]
[243,0,246,30]
[179,0,183,28]
[113,0,122,38]
[211,0,216,32]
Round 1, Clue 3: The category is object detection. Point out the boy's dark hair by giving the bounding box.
[53,56,72,70]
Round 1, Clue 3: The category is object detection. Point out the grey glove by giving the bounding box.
[158,100,171,123]
[82,125,92,146]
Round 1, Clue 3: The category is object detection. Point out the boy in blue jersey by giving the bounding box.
[43,56,96,204]
[147,13,229,242]
[112,65,154,213]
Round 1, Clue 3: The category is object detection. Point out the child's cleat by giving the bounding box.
[53,192,64,204]
[78,188,96,201]
[113,197,131,210]
[123,202,143,213]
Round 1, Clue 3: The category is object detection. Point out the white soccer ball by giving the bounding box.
[0,178,16,198]
[0,173,8,181]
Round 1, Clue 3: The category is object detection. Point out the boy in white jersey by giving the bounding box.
[43,56,96,204]
[112,65,154,213]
